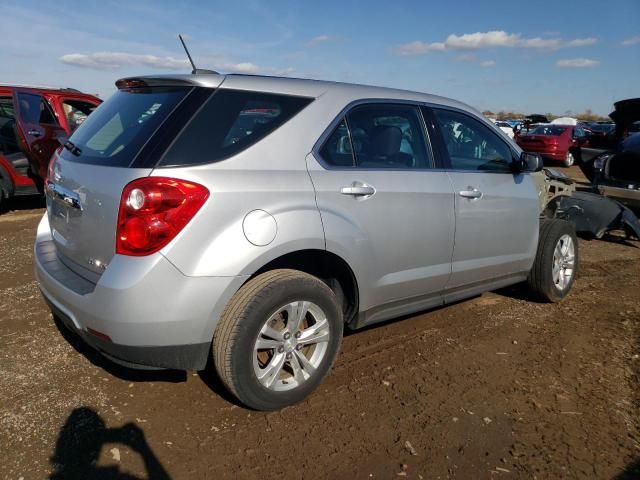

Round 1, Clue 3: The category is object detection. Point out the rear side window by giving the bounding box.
[61,87,190,166]
[159,90,313,166]
[17,92,58,125]
[528,125,566,136]
[318,104,433,169]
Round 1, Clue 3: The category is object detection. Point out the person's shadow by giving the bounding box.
[50,407,171,480]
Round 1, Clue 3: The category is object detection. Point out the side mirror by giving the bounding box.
[514,152,543,172]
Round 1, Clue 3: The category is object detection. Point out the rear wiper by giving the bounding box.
[64,141,82,156]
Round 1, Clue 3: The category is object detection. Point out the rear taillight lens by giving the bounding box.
[116,177,209,256]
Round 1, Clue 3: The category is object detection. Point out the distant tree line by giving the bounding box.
[482,109,609,122]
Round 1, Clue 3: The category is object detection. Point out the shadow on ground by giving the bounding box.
[53,316,187,384]
[50,407,171,480]
[616,458,640,479]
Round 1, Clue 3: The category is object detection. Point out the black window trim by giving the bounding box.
[313,99,439,171]
[424,104,520,174]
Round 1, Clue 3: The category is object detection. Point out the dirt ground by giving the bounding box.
[1,171,639,479]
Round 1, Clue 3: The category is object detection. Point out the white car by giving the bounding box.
[494,121,515,138]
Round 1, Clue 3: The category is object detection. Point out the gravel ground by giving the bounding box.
[0,178,638,479]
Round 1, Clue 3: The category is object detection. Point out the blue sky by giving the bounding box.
[3,0,639,115]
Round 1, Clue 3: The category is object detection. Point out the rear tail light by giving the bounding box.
[116,177,209,256]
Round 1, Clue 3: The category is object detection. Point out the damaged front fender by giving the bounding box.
[555,191,640,240]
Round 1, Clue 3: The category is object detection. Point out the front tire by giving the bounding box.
[528,219,578,302]
[213,269,343,410]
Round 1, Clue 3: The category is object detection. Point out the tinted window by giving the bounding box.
[346,104,431,169]
[319,118,354,167]
[160,90,312,166]
[62,99,98,133]
[528,125,567,136]
[0,97,18,154]
[17,92,58,125]
[434,109,513,172]
[60,87,190,166]
[574,127,587,138]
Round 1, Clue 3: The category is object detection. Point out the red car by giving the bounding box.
[515,124,589,167]
[0,85,101,209]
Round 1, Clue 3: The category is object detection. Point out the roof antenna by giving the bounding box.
[178,34,219,75]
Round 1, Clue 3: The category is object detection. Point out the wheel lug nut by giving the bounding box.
[283,332,291,340]
[296,344,303,351]
[277,346,284,353]
[286,352,292,359]
[294,331,301,338]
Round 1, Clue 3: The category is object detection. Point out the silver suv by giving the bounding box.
[35,73,578,410]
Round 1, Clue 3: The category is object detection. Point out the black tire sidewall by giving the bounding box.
[229,275,342,410]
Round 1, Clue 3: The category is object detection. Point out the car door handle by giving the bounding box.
[459,187,483,199]
[27,130,41,137]
[340,185,375,196]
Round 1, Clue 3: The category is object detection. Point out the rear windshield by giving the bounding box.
[528,125,567,136]
[60,87,190,166]
[158,89,313,166]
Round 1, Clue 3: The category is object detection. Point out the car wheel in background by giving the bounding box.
[563,151,575,167]
[528,219,578,302]
[213,269,343,410]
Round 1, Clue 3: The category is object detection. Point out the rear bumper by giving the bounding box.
[34,214,248,370]
[517,145,565,162]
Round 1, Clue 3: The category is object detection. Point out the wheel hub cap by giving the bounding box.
[552,234,575,291]
[252,301,330,392]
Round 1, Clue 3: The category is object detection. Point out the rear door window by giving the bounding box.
[0,96,18,154]
[319,119,355,167]
[159,90,312,166]
[16,92,58,125]
[60,87,191,166]
[346,104,432,169]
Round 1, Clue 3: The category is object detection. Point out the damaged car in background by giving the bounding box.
[529,98,640,241]
[579,98,640,214]
[540,168,640,240]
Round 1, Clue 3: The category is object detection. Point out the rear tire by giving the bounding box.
[212,269,343,410]
[528,219,578,302]
[563,151,575,167]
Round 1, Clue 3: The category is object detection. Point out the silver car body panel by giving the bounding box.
[34,72,539,370]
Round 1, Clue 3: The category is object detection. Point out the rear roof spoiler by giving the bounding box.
[115,74,225,90]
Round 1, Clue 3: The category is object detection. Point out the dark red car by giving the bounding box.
[0,85,101,209]
[515,124,589,167]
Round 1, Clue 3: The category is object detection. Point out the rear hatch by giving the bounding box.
[46,81,215,281]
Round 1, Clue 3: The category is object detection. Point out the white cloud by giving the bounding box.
[622,35,640,46]
[556,58,600,68]
[305,35,337,47]
[395,41,445,56]
[60,51,294,76]
[564,37,598,47]
[61,52,189,70]
[480,60,496,67]
[395,31,598,55]
[445,31,520,49]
